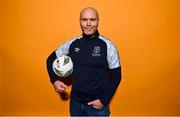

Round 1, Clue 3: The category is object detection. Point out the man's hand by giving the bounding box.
[53,80,68,93]
[87,99,104,109]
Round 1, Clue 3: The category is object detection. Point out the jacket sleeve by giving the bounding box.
[46,51,58,84]
[99,67,121,106]
[99,40,122,106]
[46,38,77,84]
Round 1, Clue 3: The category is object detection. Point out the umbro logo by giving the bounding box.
[74,47,80,52]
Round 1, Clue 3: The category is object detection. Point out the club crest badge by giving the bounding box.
[92,46,101,57]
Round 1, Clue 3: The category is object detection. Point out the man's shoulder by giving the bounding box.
[98,35,115,47]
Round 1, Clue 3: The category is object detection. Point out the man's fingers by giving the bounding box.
[56,86,64,91]
[54,82,68,92]
[61,83,68,88]
[87,101,94,105]
[57,86,66,91]
[87,99,104,109]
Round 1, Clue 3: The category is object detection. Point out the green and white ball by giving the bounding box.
[52,55,73,77]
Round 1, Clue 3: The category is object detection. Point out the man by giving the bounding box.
[46,7,121,116]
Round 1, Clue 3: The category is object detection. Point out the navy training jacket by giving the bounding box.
[46,31,121,106]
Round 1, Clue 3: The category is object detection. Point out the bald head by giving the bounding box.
[80,7,99,20]
[79,7,99,36]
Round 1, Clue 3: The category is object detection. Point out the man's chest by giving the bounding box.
[69,40,108,66]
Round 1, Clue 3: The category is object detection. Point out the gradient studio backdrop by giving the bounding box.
[1,0,179,116]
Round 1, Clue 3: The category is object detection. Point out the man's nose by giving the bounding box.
[87,20,91,26]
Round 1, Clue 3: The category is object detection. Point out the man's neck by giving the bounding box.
[83,31,99,39]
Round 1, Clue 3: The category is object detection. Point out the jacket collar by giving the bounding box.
[82,30,99,40]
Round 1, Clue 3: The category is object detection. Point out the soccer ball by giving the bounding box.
[52,55,73,77]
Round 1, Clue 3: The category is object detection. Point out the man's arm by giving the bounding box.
[46,51,68,92]
[100,67,121,106]
[46,51,58,84]
[100,40,122,106]
[46,38,77,92]
[88,67,121,109]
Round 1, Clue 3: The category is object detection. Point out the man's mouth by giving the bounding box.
[85,28,93,30]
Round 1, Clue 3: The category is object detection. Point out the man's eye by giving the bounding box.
[90,19,96,21]
[81,19,87,21]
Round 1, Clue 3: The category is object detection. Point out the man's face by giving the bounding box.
[80,9,99,35]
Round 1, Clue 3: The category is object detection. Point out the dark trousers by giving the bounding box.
[70,97,110,116]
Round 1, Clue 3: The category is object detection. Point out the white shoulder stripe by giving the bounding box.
[99,35,112,44]
[55,35,82,57]
[99,35,120,69]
